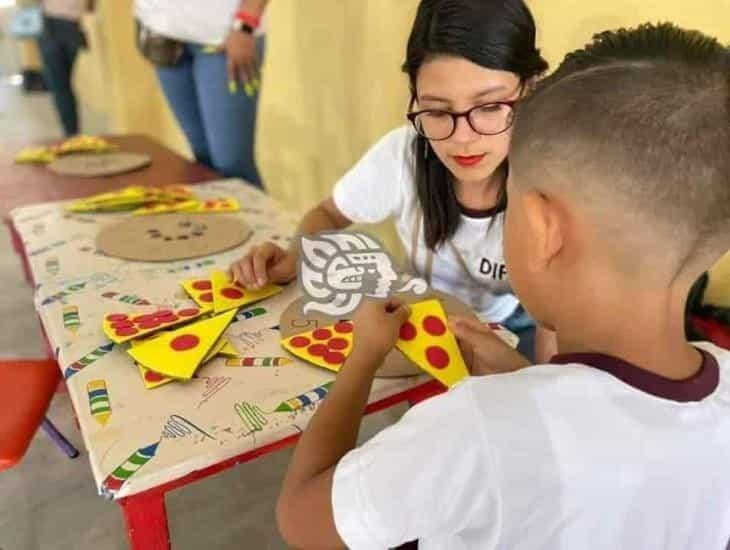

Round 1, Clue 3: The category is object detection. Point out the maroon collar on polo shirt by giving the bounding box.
[550,349,720,402]
[458,203,503,219]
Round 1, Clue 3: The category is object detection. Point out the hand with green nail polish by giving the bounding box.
[223,28,260,95]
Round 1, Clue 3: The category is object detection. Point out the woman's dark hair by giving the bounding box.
[402,0,548,249]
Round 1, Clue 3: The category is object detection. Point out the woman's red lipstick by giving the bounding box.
[452,154,486,167]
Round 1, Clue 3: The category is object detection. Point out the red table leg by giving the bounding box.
[120,490,171,550]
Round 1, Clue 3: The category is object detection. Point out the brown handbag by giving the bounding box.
[135,20,184,67]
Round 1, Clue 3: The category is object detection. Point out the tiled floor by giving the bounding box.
[0,80,405,550]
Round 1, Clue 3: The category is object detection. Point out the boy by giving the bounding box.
[276,23,730,549]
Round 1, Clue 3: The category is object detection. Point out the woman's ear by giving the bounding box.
[523,76,540,97]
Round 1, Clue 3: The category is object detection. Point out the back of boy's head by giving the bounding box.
[510,23,729,281]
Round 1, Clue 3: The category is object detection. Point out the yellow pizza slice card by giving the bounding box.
[102,306,209,344]
[219,340,239,357]
[180,278,215,308]
[129,337,176,390]
[190,197,240,213]
[127,310,236,380]
[395,299,468,387]
[281,321,354,373]
[210,270,282,313]
[133,199,198,216]
[201,336,228,364]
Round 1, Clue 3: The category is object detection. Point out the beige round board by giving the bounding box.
[279,290,479,377]
[48,152,151,177]
[96,213,252,262]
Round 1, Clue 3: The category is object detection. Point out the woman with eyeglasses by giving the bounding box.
[231,0,554,361]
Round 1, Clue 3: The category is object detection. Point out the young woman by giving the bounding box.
[134,0,268,186]
[231,0,553,360]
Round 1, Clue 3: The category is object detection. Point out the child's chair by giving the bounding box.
[0,359,79,470]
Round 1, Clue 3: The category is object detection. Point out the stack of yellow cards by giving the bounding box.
[15,135,116,164]
[127,310,237,383]
[181,270,282,313]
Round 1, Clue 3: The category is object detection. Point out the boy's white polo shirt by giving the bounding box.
[333,342,730,549]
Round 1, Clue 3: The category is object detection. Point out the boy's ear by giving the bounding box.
[522,190,564,272]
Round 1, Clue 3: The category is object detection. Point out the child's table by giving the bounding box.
[10,178,444,550]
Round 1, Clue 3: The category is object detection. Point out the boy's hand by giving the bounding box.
[230,242,297,289]
[351,299,411,366]
[449,317,530,376]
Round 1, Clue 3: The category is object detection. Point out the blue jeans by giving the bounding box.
[503,305,536,361]
[38,17,85,137]
[155,41,263,186]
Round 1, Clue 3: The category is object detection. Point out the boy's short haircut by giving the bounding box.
[510,23,729,275]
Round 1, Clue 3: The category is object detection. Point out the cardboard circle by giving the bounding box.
[96,213,252,262]
[279,290,479,377]
[48,152,151,177]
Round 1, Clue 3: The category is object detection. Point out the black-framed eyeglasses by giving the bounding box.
[407,98,518,141]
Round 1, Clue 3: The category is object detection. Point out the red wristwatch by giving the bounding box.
[234,11,260,28]
[232,19,255,35]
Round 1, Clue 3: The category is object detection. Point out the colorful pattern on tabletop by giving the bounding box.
[226,357,292,367]
[62,305,80,333]
[87,380,112,426]
[101,442,160,495]
[101,291,151,306]
[274,382,335,412]
[41,282,86,306]
[64,342,115,379]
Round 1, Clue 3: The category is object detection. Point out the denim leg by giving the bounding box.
[38,35,79,136]
[155,46,212,168]
[190,40,263,186]
[503,305,536,362]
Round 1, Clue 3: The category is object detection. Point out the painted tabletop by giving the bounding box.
[11,179,427,499]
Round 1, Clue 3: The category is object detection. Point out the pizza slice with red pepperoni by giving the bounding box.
[281,321,354,372]
[395,299,468,387]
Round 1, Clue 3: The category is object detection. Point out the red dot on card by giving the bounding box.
[324,351,346,365]
[399,322,417,341]
[178,308,199,317]
[423,316,446,336]
[110,320,133,329]
[308,344,328,357]
[199,292,213,303]
[205,200,216,208]
[115,327,138,337]
[221,287,244,300]
[290,336,311,348]
[328,338,349,350]
[107,314,128,322]
[313,328,332,340]
[425,346,449,369]
[170,334,199,351]
[158,314,179,324]
[192,280,211,291]
[334,321,353,334]
[153,310,173,318]
[145,371,166,382]
[132,314,155,324]
[138,319,161,330]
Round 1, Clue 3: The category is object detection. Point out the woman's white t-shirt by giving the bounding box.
[135,0,266,46]
[333,126,518,322]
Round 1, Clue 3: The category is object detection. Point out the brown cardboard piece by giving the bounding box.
[96,213,252,262]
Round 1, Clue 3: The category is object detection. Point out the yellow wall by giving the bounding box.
[72,0,729,301]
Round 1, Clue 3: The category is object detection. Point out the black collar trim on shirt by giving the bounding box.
[549,349,719,402]
[458,203,503,219]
